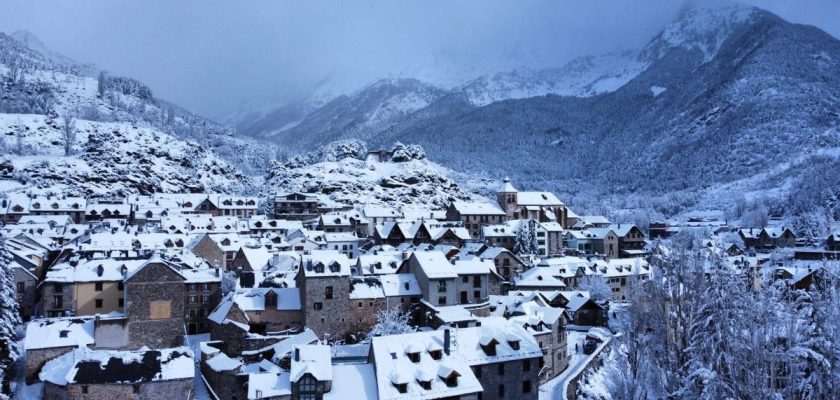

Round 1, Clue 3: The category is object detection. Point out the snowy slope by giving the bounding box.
[0,113,254,196]
[457,50,647,107]
[0,31,276,176]
[263,141,486,209]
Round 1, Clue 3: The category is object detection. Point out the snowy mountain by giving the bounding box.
[455,50,647,107]
[243,3,840,217]
[263,79,447,153]
[263,140,487,209]
[0,31,278,195]
[0,31,277,176]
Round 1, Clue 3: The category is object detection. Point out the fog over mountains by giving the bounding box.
[226,4,840,219]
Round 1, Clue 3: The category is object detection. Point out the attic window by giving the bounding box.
[429,349,442,360]
[417,379,432,390]
[96,265,105,277]
[404,282,410,291]
[480,339,498,356]
[394,383,407,393]
[444,374,459,388]
[51,203,59,209]
[508,339,520,350]
[407,351,421,363]
[328,261,341,273]
[59,330,69,338]
[221,238,231,246]
[314,263,325,273]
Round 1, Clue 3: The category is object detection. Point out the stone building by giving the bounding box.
[296,251,352,340]
[125,259,186,348]
[496,178,568,228]
[40,347,194,400]
[446,201,507,239]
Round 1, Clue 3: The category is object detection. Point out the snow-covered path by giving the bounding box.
[538,330,611,400]
[186,333,212,400]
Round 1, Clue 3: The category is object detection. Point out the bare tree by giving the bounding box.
[97,71,107,97]
[61,113,77,156]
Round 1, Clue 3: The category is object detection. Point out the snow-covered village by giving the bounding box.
[2,1,840,400]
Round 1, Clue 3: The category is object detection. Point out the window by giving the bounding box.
[438,297,446,305]
[189,284,197,292]
[498,363,505,375]
[313,302,323,310]
[95,282,103,291]
[462,276,469,283]
[437,280,447,293]
[498,385,505,397]
[395,383,407,393]
[523,359,531,371]
[17,282,25,293]
[202,294,210,303]
[523,380,532,393]
[118,282,124,291]
[204,283,210,291]
[82,386,89,394]
[189,295,197,304]
[133,384,141,394]
[95,299,103,309]
[299,375,318,399]
[52,295,63,308]
[118,298,124,308]
[325,286,333,300]
[418,379,432,390]
[474,366,482,378]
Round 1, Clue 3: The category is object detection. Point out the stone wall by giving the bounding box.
[42,381,68,400]
[26,346,75,384]
[125,262,186,349]
[473,357,541,400]
[300,275,351,340]
[62,379,193,400]
[201,362,248,400]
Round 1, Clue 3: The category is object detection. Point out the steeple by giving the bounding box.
[500,177,518,193]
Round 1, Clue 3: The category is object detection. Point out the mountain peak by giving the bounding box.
[645,2,762,62]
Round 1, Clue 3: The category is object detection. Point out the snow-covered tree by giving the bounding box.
[221,270,238,296]
[0,235,22,399]
[367,308,414,340]
[578,275,613,303]
[514,219,539,256]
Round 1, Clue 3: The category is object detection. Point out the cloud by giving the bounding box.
[0,0,837,118]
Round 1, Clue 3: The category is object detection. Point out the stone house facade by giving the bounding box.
[125,261,186,348]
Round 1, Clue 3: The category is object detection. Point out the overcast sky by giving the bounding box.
[1,0,838,118]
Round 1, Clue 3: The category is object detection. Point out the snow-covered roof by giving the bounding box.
[452,256,495,275]
[380,273,422,297]
[323,363,378,400]
[24,317,95,350]
[248,372,292,399]
[301,250,352,277]
[517,191,564,206]
[450,201,505,216]
[290,344,332,382]
[40,346,194,385]
[411,251,458,279]
[371,330,482,400]
[45,258,147,283]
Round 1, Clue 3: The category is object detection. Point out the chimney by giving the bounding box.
[444,329,451,356]
[215,268,220,277]
[294,347,300,362]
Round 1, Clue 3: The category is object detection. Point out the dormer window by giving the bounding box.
[429,349,442,360]
[508,339,520,350]
[480,337,498,356]
[96,265,105,277]
[394,383,407,393]
[265,291,277,308]
[51,203,59,209]
[417,379,432,390]
[59,330,69,338]
[314,262,325,273]
[175,239,184,247]
[407,351,421,363]
[328,261,341,273]
[221,238,231,246]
